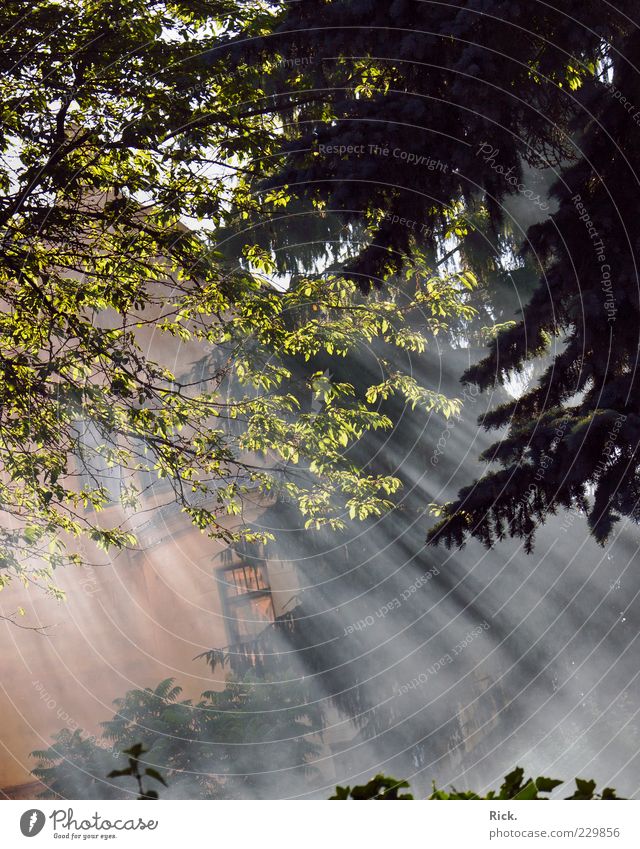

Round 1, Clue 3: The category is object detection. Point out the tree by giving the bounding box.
[0,0,474,593]
[223,1,640,548]
[31,675,324,799]
[429,28,640,551]
[225,0,629,285]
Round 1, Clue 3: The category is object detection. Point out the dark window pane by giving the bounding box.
[222,564,269,596]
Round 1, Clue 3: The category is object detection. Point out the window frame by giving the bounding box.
[217,561,275,644]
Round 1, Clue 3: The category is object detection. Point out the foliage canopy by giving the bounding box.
[32,676,324,799]
[0,0,475,593]
[226,1,640,549]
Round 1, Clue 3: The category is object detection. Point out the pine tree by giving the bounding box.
[224,2,640,548]
[429,27,640,551]
[228,1,630,285]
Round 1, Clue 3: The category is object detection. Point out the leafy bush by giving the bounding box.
[32,676,323,799]
[331,768,623,800]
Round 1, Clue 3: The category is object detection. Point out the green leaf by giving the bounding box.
[144,768,168,787]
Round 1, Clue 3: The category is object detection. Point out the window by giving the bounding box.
[223,563,270,596]
[219,563,275,642]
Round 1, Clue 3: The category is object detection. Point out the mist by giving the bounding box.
[248,337,640,799]
[5,169,639,806]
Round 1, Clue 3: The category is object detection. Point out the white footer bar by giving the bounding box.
[1,799,638,848]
